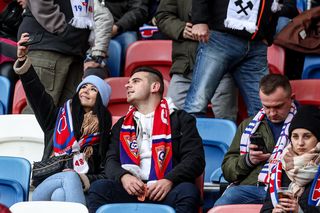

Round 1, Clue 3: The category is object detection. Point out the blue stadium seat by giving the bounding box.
[107,40,122,77]
[196,118,237,211]
[96,203,175,213]
[0,156,31,207]
[302,55,320,79]
[0,76,11,114]
[196,118,237,183]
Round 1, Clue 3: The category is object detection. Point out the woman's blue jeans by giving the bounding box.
[32,171,86,205]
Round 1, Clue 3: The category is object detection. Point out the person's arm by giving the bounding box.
[27,0,67,34]
[221,119,257,183]
[191,0,209,42]
[91,0,114,58]
[13,33,58,133]
[155,0,186,41]
[114,0,149,33]
[164,111,205,185]
[278,0,299,19]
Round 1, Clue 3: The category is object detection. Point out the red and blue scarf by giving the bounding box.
[270,161,320,207]
[53,100,100,155]
[119,99,172,181]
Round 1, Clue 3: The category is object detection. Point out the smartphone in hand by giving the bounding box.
[250,133,267,153]
[21,32,43,46]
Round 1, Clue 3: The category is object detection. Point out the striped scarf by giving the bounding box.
[270,147,320,207]
[53,100,100,155]
[240,102,297,184]
[119,99,172,181]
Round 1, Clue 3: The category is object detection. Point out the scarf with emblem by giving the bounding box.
[119,99,173,181]
[69,0,94,29]
[269,143,320,207]
[240,101,297,184]
[53,100,100,155]
[224,0,283,33]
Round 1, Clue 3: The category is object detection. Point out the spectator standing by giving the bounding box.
[215,74,298,205]
[184,0,298,117]
[87,67,205,213]
[155,0,237,120]
[18,0,93,112]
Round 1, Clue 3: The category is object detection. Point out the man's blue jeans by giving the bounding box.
[184,30,268,116]
[32,171,86,205]
[214,185,267,206]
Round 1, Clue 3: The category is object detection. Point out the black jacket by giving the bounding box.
[261,170,320,212]
[101,0,149,33]
[192,0,299,45]
[19,65,106,183]
[18,0,90,57]
[105,110,205,185]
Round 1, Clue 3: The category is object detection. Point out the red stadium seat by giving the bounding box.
[208,204,262,213]
[124,40,172,81]
[290,79,320,106]
[12,80,26,114]
[267,44,285,75]
[106,77,169,117]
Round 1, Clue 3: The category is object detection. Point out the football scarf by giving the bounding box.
[69,0,94,29]
[240,102,297,184]
[53,100,100,155]
[225,0,283,33]
[270,160,320,207]
[119,99,173,181]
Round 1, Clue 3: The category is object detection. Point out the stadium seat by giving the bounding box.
[124,40,172,81]
[10,201,88,213]
[267,44,285,75]
[0,114,44,164]
[96,203,175,213]
[0,76,11,114]
[208,204,263,213]
[196,118,237,210]
[290,79,320,106]
[12,80,26,114]
[301,55,320,79]
[196,118,237,183]
[107,40,122,77]
[106,77,169,116]
[0,156,31,207]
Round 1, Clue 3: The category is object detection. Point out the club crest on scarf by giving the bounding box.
[120,99,173,180]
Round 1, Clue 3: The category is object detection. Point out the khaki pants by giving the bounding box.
[23,50,83,113]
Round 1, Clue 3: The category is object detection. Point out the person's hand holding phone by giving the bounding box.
[248,144,271,165]
[17,33,30,61]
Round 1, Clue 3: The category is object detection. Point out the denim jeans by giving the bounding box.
[113,31,138,63]
[87,179,200,213]
[32,171,86,205]
[214,185,267,206]
[184,30,268,117]
[168,72,238,121]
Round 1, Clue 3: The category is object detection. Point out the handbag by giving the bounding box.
[31,155,73,187]
[273,6,320,54]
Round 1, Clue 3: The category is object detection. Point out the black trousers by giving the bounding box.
[87,179,200,213]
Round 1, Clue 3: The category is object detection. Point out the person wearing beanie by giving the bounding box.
[261,105,320,213]
[13,33,113,205]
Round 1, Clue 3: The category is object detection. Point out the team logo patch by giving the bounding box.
[124,135,139,157]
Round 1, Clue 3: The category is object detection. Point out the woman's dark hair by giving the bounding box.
[71,91,112,158]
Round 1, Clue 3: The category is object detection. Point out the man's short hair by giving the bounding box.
[259,74,292,97]
[131,66,164,96]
